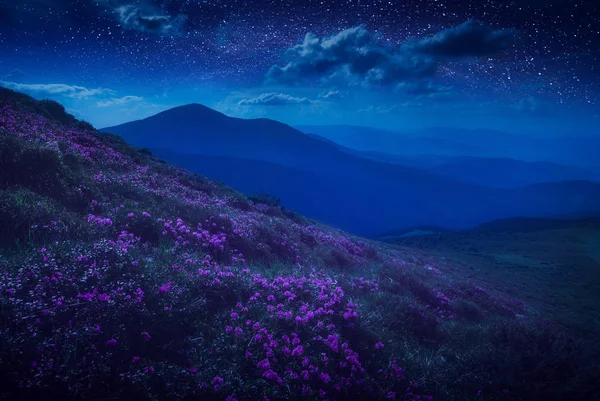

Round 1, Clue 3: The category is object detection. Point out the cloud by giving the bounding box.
[1,69,28,82]
[404,20,517,58]
[96,1,186,35]
[96,95,143,107]
[0,81,114,99]
[357,101,430,114]
[398,80,452,98]
[267,25,436,87]
[318,90,344,100]
[516,96,550,116]
[267,21,515,89]
[357,104,401,114]
[238,93,315,106]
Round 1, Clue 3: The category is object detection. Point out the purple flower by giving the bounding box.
[262,369,282,384]
[375,342,384,349]
[291,345,304,357]
[40,248,46,253]
[257,359,270,369]
[386,391,396,399]
[159,282,172,293]
[132,356,141,363]
[141,331,151,341]
[319,372,331,383]
[105,338,117,346]
[213,375,224,390]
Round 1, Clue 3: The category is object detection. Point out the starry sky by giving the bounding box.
[0,0,598,135]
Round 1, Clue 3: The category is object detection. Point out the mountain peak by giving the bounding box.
[150,102,227,120]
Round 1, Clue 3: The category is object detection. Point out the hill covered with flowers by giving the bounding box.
[0,87,598,401]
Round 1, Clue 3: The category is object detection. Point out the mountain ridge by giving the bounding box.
[298,124,600,171]
[103,104,600,235]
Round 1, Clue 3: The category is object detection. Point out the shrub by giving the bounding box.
[249,193,281,208]
[453,299,484,322]
[138,147,153,156]
[324,248,353,269]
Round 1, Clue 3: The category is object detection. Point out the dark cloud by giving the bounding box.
[267,21,515,89]
[97,1,186,35]
[404,19,517,58]
[266,26,437,87]
[116,4,186,34]
[238,93,315,106]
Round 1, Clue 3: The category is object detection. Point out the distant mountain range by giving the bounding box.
[298,124,600,172]
[102,105,600,235]
[306,132,600,188]
[425,157,600,188]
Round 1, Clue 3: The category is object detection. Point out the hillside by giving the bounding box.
[103,106,600,236]
[383,216,600,336]
[2,88,599,400]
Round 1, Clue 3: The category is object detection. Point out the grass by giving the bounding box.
[0,87,599,400]
[386,218,600,336]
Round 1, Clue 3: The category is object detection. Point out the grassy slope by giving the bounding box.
[386,218,600,337]
[0,88,599,401]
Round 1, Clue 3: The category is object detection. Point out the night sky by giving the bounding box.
[0,0,598,134]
